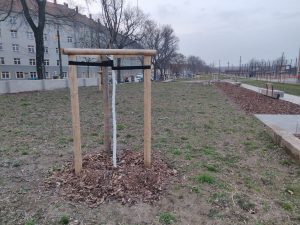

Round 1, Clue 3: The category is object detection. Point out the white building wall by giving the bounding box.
[0,12,99,80]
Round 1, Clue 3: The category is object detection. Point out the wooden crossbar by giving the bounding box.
[62,48,157,56]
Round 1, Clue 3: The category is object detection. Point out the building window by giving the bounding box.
[27,31,33,39]
[14,58,21,65]
[67,36,73,43]
[56,48,60,54]
[45,72,49,78]
[63,72,67,78]
[1,72,10,79]
[0,43,2,50]
[57,60,60,66]
[30,72,37,78]
[28,45,35,53]
[16,72,24,79]
[11,30,17,38]
[0,28,1,37]
[12,44,19,52]
[44,59,49,66]
[44,46,48,53]
[0,57,4,64]
[10,16,17,24]
[44,34,48,41]
[29,59,36,66]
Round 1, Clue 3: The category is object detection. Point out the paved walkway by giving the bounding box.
[255,114,300,134]
[241,83,300,106]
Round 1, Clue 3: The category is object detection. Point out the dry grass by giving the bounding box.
[0,82,299,225]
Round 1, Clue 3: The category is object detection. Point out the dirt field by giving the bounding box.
[1,82,300,225]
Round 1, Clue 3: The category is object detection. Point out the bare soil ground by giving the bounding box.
[216,82,300,114]
[1,82,300,225]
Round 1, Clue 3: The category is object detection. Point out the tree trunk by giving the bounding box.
[159,68,164,80]
[35,31,45,79]
[153,66,157,81]
[20,0,46,80]
[117,58,122,83]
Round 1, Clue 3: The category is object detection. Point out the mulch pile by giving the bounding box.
[216,82,300,114]
[46,150,177,206]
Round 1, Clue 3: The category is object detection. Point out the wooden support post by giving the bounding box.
[68,55,82,175]
[102,59,111,154]
[144,56,151,168]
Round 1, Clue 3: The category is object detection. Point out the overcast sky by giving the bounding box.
[67,0,300,66]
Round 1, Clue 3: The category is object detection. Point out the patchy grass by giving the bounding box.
[59,215,70,224]
[159,212,176,225]
[240,79,300,96]
[0,82,300,225]
[194,174,215,184]
[24,219,35,225]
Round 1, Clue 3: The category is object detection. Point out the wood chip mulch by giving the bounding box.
[46,150,177,206]
[216,82,300,114]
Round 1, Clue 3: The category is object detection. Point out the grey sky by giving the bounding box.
[128,0,300,66]
[67,0,300,66]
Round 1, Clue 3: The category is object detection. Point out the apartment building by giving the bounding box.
[0,0,110,80]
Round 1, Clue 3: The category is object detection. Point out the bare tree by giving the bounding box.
[157,25,178,80]
[170,53,186,78]
[98,0,146,82]
[141,21,179,80]
[187,55,207,75]
[140,19,161,80]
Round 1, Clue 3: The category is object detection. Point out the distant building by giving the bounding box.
[0,0,142,81]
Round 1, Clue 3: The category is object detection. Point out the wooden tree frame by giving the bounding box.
[62,48,157,175]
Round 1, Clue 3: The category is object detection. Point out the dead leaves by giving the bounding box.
[46,150,177,206]
[216,83,300,114]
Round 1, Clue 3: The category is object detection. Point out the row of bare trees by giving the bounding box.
[170,54,210,78]
[0,0,209,80]
[98,0,210,80]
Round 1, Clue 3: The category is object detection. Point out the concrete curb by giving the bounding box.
[263,123,300,162]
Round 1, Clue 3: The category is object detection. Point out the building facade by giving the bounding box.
[0,0,142,81]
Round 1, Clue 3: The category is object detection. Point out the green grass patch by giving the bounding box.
[280,201,293,211]
[159,212,176,225]
[194,174,215,184]
[59,215,70,224]
[205,164,218,172]
[117,123,125,131]
[171,148,181,156]
[201,146,218,156]
[25,219,35,225]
